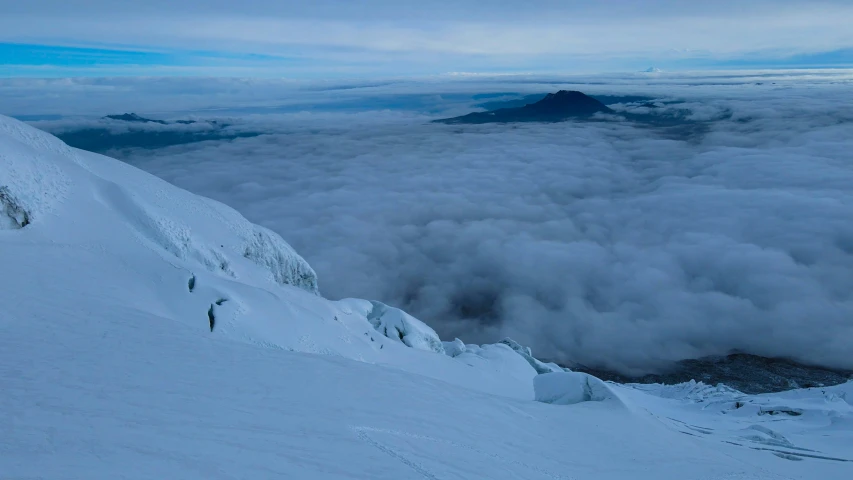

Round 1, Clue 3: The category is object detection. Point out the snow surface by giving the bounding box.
[1,114,851,479]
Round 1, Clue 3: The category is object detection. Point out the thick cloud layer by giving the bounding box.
[40,78,853,374]
[4,70,853,116]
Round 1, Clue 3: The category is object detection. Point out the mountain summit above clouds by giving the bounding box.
[435,90,613,124]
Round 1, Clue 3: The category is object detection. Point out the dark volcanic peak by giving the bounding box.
[532,90,613,115]
[436,90,613,124]
[104,113,168,124]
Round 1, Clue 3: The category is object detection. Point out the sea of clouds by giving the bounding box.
[19,71,853,374]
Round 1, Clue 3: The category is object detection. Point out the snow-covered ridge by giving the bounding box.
[0,113,543,396]
[0,115,319,293]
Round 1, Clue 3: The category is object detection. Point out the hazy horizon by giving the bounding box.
[2,1,853,77]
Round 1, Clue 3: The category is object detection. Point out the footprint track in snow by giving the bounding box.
[351,426,575,480]
[354,428,440,480]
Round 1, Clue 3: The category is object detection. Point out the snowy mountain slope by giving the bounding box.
[0,114,536,399]
[1,114,851,479]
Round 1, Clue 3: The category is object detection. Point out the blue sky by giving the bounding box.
[0,44,309,77]
[2,1,853,77]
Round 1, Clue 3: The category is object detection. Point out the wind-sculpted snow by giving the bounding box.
[364,299,445,354]
[243,226,320,294]
[500,338,565,374]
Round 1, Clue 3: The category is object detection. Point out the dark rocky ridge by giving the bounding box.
[435,90,614,124]
[104,113,204,126]
[105,113,169,124]
[474,93,656,111]
[54,113,259,154]
[568,353,853,394]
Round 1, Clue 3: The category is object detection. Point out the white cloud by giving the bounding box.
[2,1,853,72]
[45,73,853,374]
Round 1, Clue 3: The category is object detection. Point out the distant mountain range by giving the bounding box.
[570,353,853,394]
[49,113,255,153]
[435,90,614,124]
[104,113,200,125]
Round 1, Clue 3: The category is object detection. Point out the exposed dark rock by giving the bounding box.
[568,353,853,394]
[0,186,30,229]
[208,304,216,331]
[103,113,207,126]
[476,93,657,111]
[52,114,248,154]
[435,90,614,124]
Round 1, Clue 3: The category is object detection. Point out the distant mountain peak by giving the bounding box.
[544,90,588,99]
[643,67,663,73]
[435,90,612,124]
[533,90,610,111]
[104,113,168,124]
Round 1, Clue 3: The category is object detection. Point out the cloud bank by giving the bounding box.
[5,70,853,116]
[34,75,853,374]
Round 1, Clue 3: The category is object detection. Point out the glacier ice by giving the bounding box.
[499,338,565,374]
[366,300,445,354]
[534,372,620,405]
